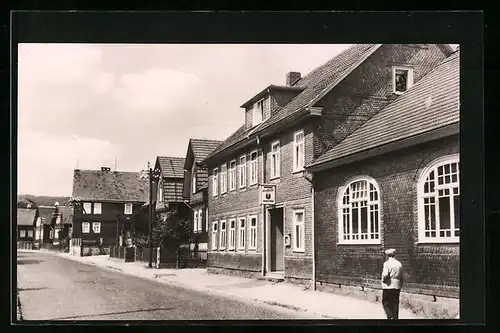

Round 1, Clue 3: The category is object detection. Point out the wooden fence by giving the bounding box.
[17,242,33,250]
[109,245,207,268]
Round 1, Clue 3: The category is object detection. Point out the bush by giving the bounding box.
[133,211,196,251]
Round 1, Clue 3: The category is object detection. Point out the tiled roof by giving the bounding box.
[17,208,37,226]
[157,157,185,178]
[71,170,149,202]
[57,205,74,225]
[38,206,56,225]
[206,44,380,160]
[309,50,460,168]
[190,139,223,163]
[204,125,247,161]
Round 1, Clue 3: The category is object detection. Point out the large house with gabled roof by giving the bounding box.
[182,139,222,256]
[153,156,190,222]
[69,167,149,256]
[307,49,460,298]
[201,44,454,285]
[17,208,38,244]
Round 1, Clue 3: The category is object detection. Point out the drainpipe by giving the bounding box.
[311,182,316,291]
[260,138,266,277]
[303,172,316,289]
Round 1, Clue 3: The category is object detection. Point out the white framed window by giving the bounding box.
[192,173,197,194]
[220,220,227,250]
[82,222,90,234]
[92,222,101,234]
[418,155,460,243]
[83,202,91,215]
[229,160,237,191]
[54,229,60,239]
[293,209,305,252]
[124,203,133,215]
[198,208,203,232]
[193,210,199,233]
[393,66,414,94]
[252,99,264,126]
[20,230,26,238]
[229,218,236,250]
[338,177,381,244]
[211,221,218,250]
[206,209,209,233]
[158,179,163,202]
[93,202,102,214]
[220,164,227,194]
[249,215,257,250]
[238,217,246,251]
[270,141,281,179]
[239,155,247,188]
[27,230,33,238]
[49,229,55,239]
[212,168,219,197]
[293,130,305,172]
[249,151,258,185]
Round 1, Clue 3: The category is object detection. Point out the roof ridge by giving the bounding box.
[308,49,459,169]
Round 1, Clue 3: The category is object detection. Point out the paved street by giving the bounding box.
[17,251,311,320]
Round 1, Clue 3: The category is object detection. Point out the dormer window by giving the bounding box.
[252,99,264,126]
[393,66,414,94]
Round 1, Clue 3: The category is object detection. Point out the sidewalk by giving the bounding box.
[28,250,422,319]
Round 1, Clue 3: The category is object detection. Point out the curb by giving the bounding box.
[17,293,23,321]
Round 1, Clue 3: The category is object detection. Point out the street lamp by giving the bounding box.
[148,166,162,268]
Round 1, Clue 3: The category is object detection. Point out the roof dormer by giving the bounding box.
[241,72,305,129]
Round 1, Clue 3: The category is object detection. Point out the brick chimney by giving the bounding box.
[286,71,301,86]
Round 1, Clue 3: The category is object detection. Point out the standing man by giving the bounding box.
[381,248,404,319]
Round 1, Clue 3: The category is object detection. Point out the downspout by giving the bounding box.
[304,172,316,290]
[311,181,316,290]
[259,135,266,277]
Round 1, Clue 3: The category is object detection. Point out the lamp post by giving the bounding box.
[148,165,162,268]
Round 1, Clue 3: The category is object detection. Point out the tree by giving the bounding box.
[17,198,37,209]
[133,209,196,250]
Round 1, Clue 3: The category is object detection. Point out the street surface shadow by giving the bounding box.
[47,307,175,320]
[18,287,49,292]
[207,280,268,289]
[17,259,43,265]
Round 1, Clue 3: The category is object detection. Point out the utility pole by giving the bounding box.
[148,163,161,269]
[148,166,153,268]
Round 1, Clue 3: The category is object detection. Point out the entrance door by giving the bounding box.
[270,208,284,272]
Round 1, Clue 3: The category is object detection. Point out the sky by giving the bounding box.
[17,43,357,196]
[17,43,459,197]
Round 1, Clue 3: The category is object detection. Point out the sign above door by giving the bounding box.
[260,184,276,205]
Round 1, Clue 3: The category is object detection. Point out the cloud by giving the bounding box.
[18,131,123,196]
[18,43,103,86]
[112,67,202,111]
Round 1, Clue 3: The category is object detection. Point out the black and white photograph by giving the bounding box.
[11,11,484,325]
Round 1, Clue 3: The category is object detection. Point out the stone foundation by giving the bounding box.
[316,280,459,319]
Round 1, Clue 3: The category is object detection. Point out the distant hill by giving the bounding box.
[17,195,71,207]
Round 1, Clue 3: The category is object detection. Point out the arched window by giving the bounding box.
[338,177,381,244]
[418,154,460,243]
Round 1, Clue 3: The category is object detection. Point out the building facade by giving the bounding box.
[182,139,222,256]
[202,44,454,284]
[153,156,190,222]
[70,167,148,256]
[17,208,38,243]
[307,50,460,298]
